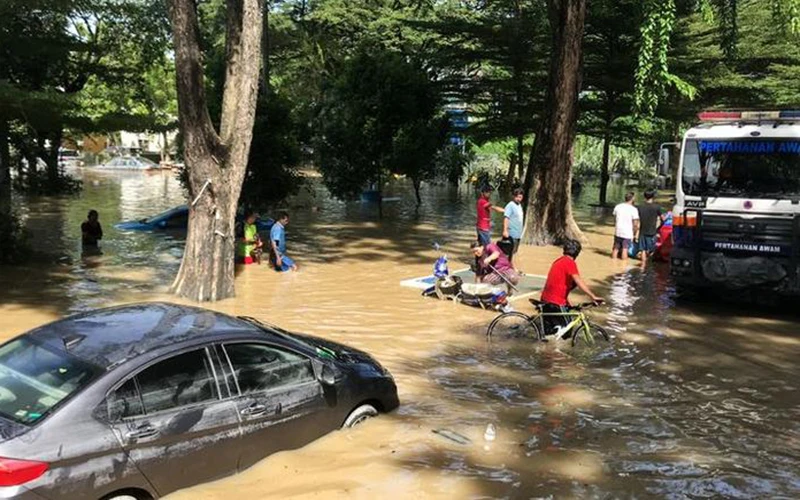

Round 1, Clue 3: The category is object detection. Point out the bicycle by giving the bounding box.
[486,298,610,347]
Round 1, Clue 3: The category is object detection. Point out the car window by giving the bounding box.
[0,338,101,424]
[107,378,144,419]
[136,349,219,414]
[224,344,315,395]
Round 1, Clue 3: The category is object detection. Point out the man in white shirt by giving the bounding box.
[502,188,525,262]
[612,192,640,263]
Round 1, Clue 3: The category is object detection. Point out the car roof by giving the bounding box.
[151,205,188,220]
[24,302,264,369]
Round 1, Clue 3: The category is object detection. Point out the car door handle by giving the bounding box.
[240,403,267,417]
[125,424,159,441]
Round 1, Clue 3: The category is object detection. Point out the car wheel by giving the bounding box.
[343,403,378,428]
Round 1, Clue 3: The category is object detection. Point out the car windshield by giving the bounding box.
[682,139,800,198]
[142,207,177,224]
[0,338,101,425]
[237,316,338,359]
[138,157,158,167]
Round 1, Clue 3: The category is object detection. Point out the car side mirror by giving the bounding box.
[320,365,337,386]
[658,148,670,176]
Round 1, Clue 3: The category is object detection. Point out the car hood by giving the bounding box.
[0,416,27,442]
[288,332,380,366]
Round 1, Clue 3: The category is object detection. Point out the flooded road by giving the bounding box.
[1,169,799,498]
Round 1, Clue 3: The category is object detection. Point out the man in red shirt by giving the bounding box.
[476,185,505,246]
[540,239,603,333]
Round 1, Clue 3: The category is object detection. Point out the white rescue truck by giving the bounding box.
[666,110,800,294]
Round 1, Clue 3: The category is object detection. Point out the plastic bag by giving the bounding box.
[628,239,640,258]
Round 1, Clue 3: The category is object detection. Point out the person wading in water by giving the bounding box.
[476,184,505,246]
[81,210,103,247]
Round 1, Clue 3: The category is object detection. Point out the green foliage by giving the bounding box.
[240,91,303,208]
[434,144,476,185]
[572,135,651,179]
[771,0,800,34]
[665,0,800,118]
[315,47,448,200]
[0,0,176,195]
[635,0,682,114]
[581,0,653,147]
[421,0,548,150]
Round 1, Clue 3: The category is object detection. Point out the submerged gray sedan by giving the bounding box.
[0,303,398,499]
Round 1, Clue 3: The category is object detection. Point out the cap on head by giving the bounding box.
[563,239,582,258]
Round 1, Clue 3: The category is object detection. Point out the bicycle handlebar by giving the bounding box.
[573,300,604,310]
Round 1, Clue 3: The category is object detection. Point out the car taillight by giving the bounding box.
[0,457,49,487]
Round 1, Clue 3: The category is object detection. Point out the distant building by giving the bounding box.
[71,130,178,161]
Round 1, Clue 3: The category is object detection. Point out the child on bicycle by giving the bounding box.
[540,239,603,334]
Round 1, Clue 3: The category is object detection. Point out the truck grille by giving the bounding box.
[701,213,796,245]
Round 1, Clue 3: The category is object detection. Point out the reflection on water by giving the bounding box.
[1,171,799,498]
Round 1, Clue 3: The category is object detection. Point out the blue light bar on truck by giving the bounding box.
[698,110,800,121]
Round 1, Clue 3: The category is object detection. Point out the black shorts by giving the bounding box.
[542,302,570,335]
[613,236,631,252]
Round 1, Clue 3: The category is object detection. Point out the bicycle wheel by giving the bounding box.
[487,312,541,340]
[572,322,610,347]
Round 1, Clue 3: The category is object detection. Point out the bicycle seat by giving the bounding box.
[528,298,544,310]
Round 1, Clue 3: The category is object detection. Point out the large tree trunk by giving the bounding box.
[505,154,516,189]
[599,130,611,206]
[168,0,264,301]
[161,131,171,162]
[0,118,11,199]
[523,0,586,245]
[0,119,10,210]
[45,128,62,187]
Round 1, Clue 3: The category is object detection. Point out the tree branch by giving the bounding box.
[220,0,265,149]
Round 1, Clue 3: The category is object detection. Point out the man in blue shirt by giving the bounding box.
[269,211,298,272]
[502,188,525,262]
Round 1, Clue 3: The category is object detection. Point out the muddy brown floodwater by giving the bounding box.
[1,169,799,498]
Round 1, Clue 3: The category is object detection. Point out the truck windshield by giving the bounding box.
[682,139,800,198]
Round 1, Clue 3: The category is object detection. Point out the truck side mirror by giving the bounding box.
[658,148,670,176]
